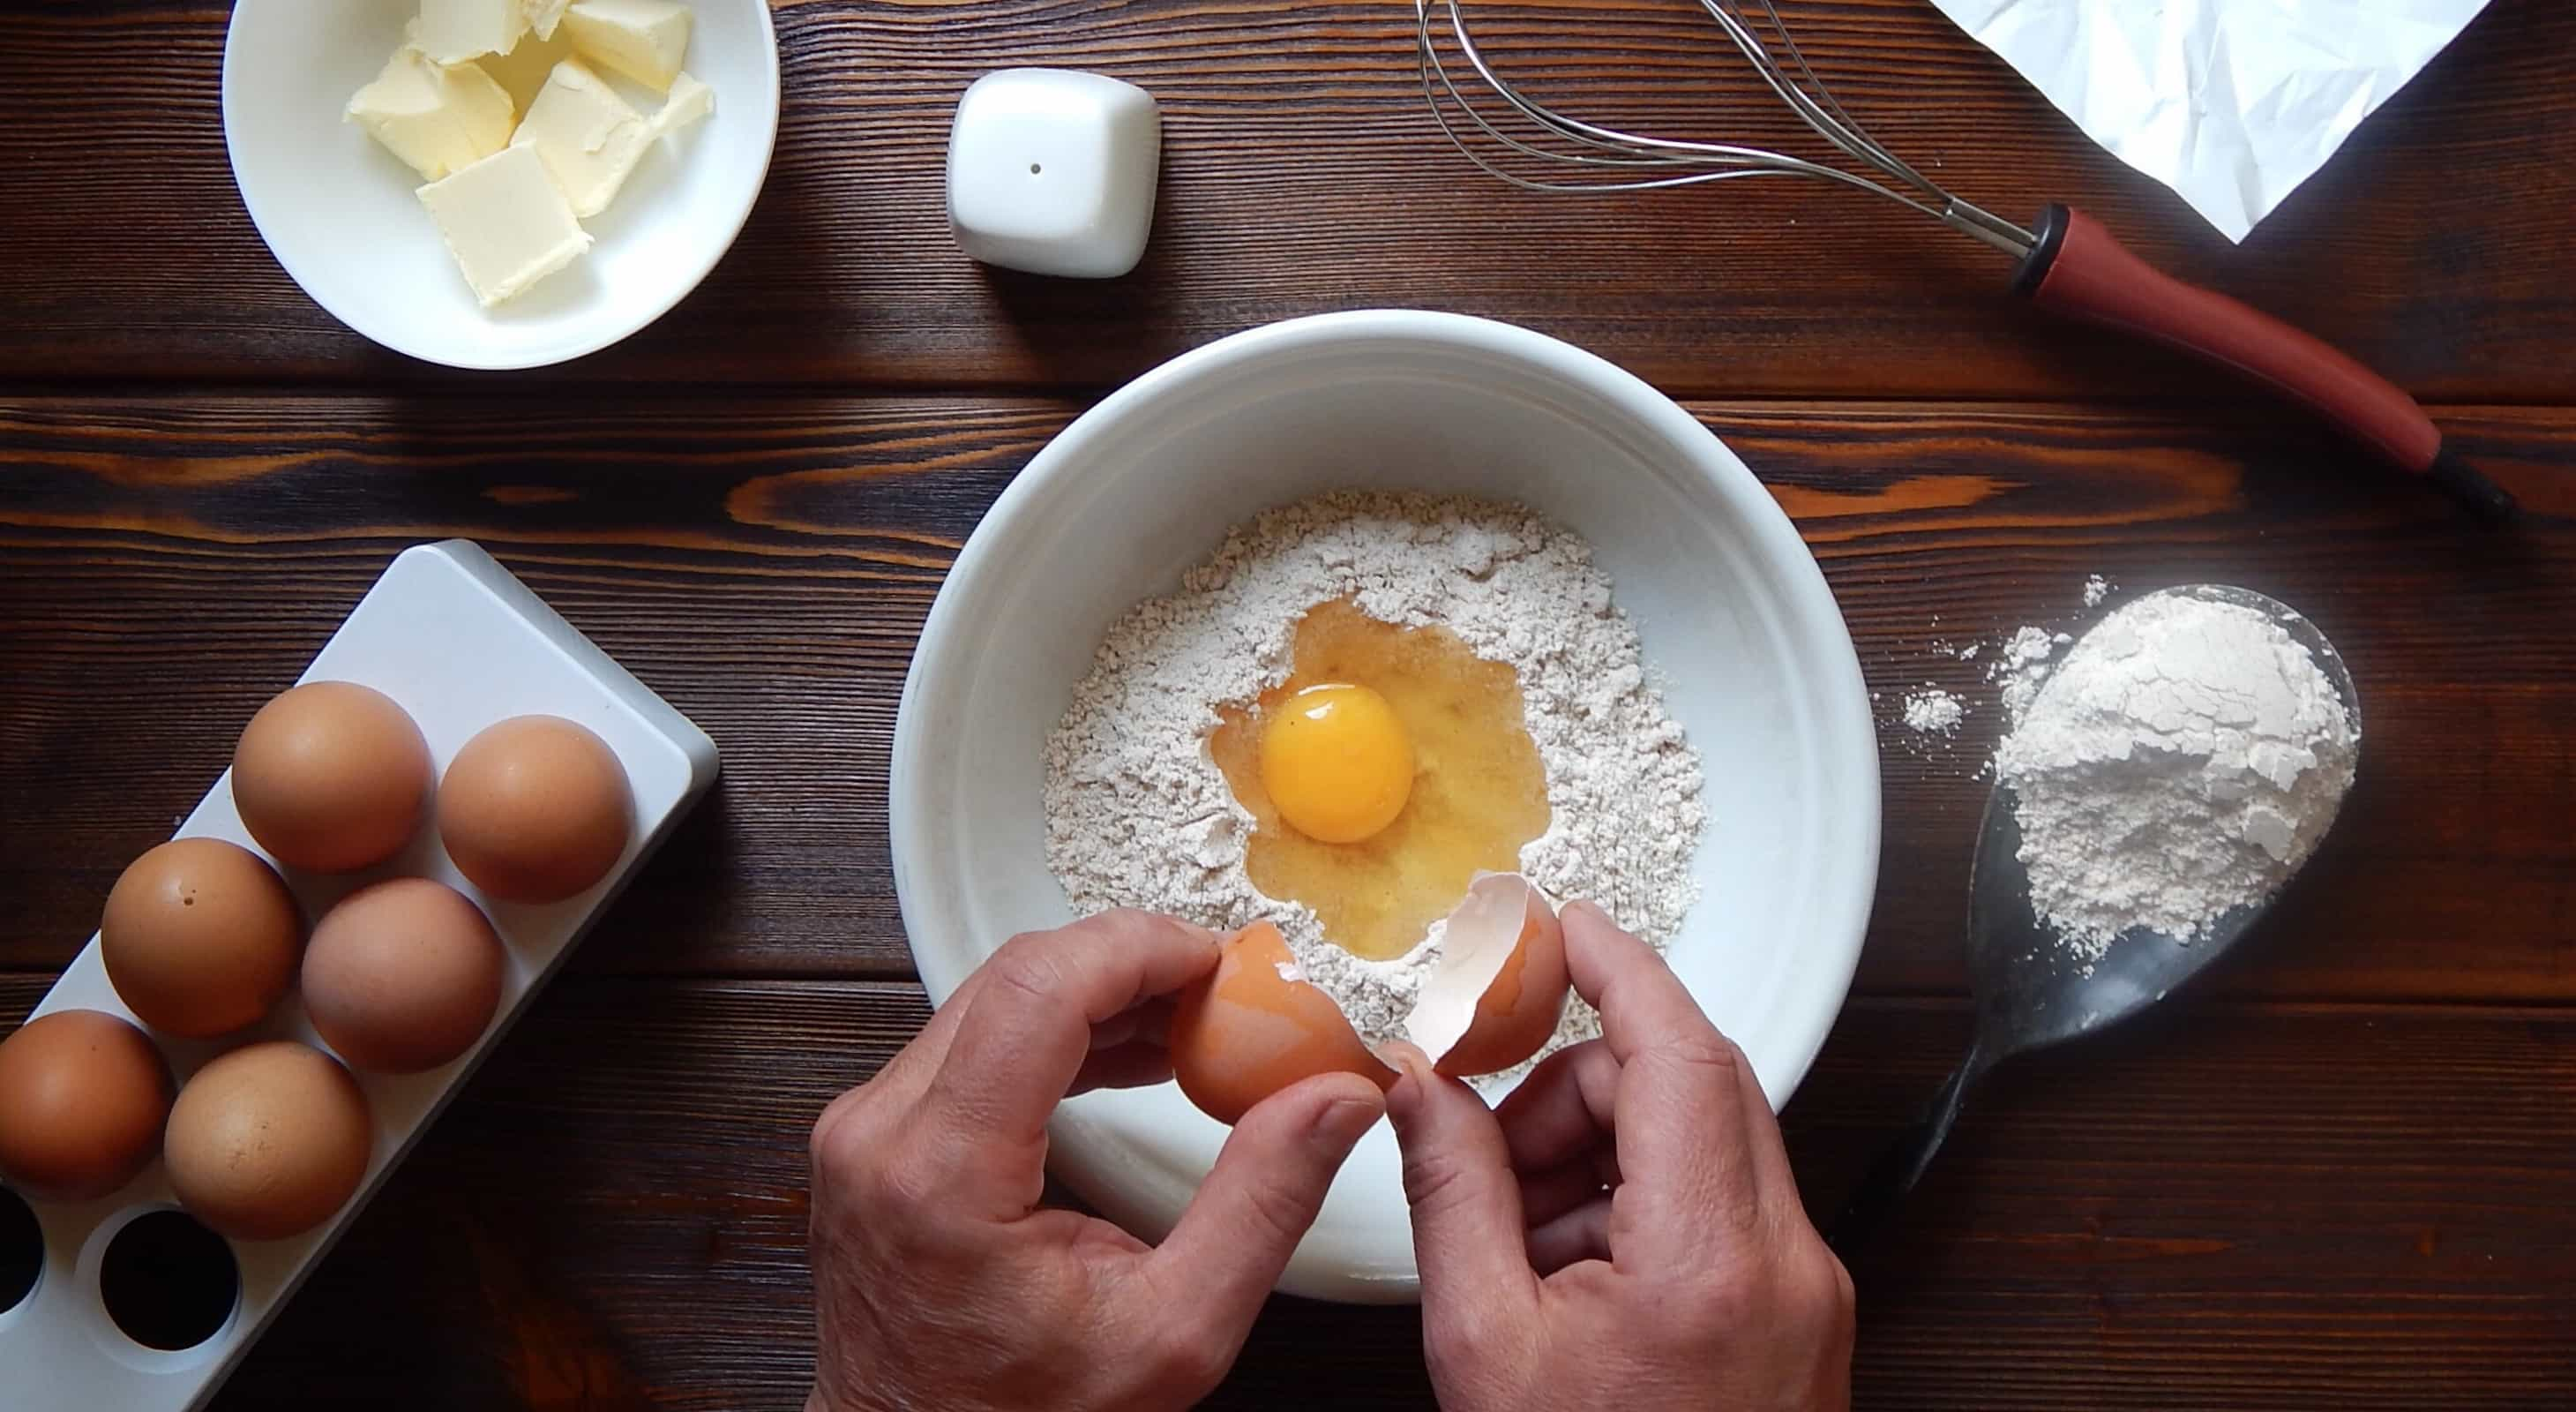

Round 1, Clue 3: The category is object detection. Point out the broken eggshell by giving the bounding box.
[1169,921,1397,1125]
[1167,875,1569,1126]
[1407,872,1569,1078]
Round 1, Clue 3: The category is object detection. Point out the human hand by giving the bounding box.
[805,910,1386,1412]
[1386,902,1853,1412]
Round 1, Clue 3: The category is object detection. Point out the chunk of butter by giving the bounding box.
[346,44,515,182]
[654,71,715,136]
[560,0,692,93]
[522,0,572,41]
[509,59,652,219]
[416,0,528,64]
[416,143,594,306]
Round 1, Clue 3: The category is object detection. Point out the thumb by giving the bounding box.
[1382,1043,1539,1310]
[1150,1070,1384,1333]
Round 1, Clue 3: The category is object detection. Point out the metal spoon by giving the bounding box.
[1827,585,2360,1256]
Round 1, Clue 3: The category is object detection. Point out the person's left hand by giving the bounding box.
[806,910,1387,1412]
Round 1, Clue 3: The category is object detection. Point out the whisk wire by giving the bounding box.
[1421,0,1942,204]
[1420,0,2034,255]
[1719,0,1933,197]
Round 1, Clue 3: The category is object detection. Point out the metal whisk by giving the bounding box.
[1417,0,2515,518]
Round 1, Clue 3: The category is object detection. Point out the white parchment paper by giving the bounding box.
[1927,0,2491,240]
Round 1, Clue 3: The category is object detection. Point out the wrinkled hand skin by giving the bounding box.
[805,910,1385,1412]
[1386,901,1856,1412]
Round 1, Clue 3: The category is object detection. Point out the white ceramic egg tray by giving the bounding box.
[0,540,718,1412]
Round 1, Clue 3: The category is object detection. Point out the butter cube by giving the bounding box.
[522,0,572,41]
[653,71,716,138]
[509,59,652,219]
[416,143,594,306]
[560,0,692,93]
[416,0,528,64]
[346,45,515,182]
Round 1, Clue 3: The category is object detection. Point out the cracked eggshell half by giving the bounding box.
[1406,873,1569,1078]
[1168,921,1397,1126]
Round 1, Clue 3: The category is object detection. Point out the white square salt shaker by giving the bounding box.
[946,69,1162,279]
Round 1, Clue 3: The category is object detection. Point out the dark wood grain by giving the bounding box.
[4,2,2572,1405]
[5,978,2570,1410]
[3,394,2569,996]
[1,1,2571,403]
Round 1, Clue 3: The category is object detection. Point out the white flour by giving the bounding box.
[1992,593,2358,958]
[1901,687,1966,735]
[1990,625,2073,724]
[1043,492,1705,1075]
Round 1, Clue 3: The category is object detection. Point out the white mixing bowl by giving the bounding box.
[892,310,1877,1302]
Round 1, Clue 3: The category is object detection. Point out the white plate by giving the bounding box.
[221,0,780,370]
[890,311,1880,1303]
[0,541,718,1409]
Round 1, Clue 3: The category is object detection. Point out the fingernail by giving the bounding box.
[1379,1040,1432,1077]
[1174,919,1222,944]
[1314,1093,1382,1148]
[1375,1042,1433,1120]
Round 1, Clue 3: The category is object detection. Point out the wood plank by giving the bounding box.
[1812,1001,2576,1411]
[1,395,2569,998]
[4,978,2568,1409]
[2,1,2571,402]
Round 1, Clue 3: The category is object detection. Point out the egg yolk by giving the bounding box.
[1212,599,1551,961]
[1259,685,1415,845]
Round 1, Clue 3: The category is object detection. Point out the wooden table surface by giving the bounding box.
[5,0,2573,1406]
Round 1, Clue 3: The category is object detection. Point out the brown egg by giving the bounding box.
[0,1010,173,1201]
[232,681,432,874]
[101,837,303,1039]
[303,878,506,1074]
[1169,923,1397,1126]
[163,1042,372,1242]
[437,715,632,904]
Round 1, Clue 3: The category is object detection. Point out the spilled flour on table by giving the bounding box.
[1991,625,2071,725]
[1901,687,1967,736]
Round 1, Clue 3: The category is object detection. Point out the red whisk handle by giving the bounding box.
[2011,203,2514,521]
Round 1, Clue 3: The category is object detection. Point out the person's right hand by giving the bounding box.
[1384,901,1854,1411]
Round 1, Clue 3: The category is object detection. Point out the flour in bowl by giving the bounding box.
[1042,492,1706,1078]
